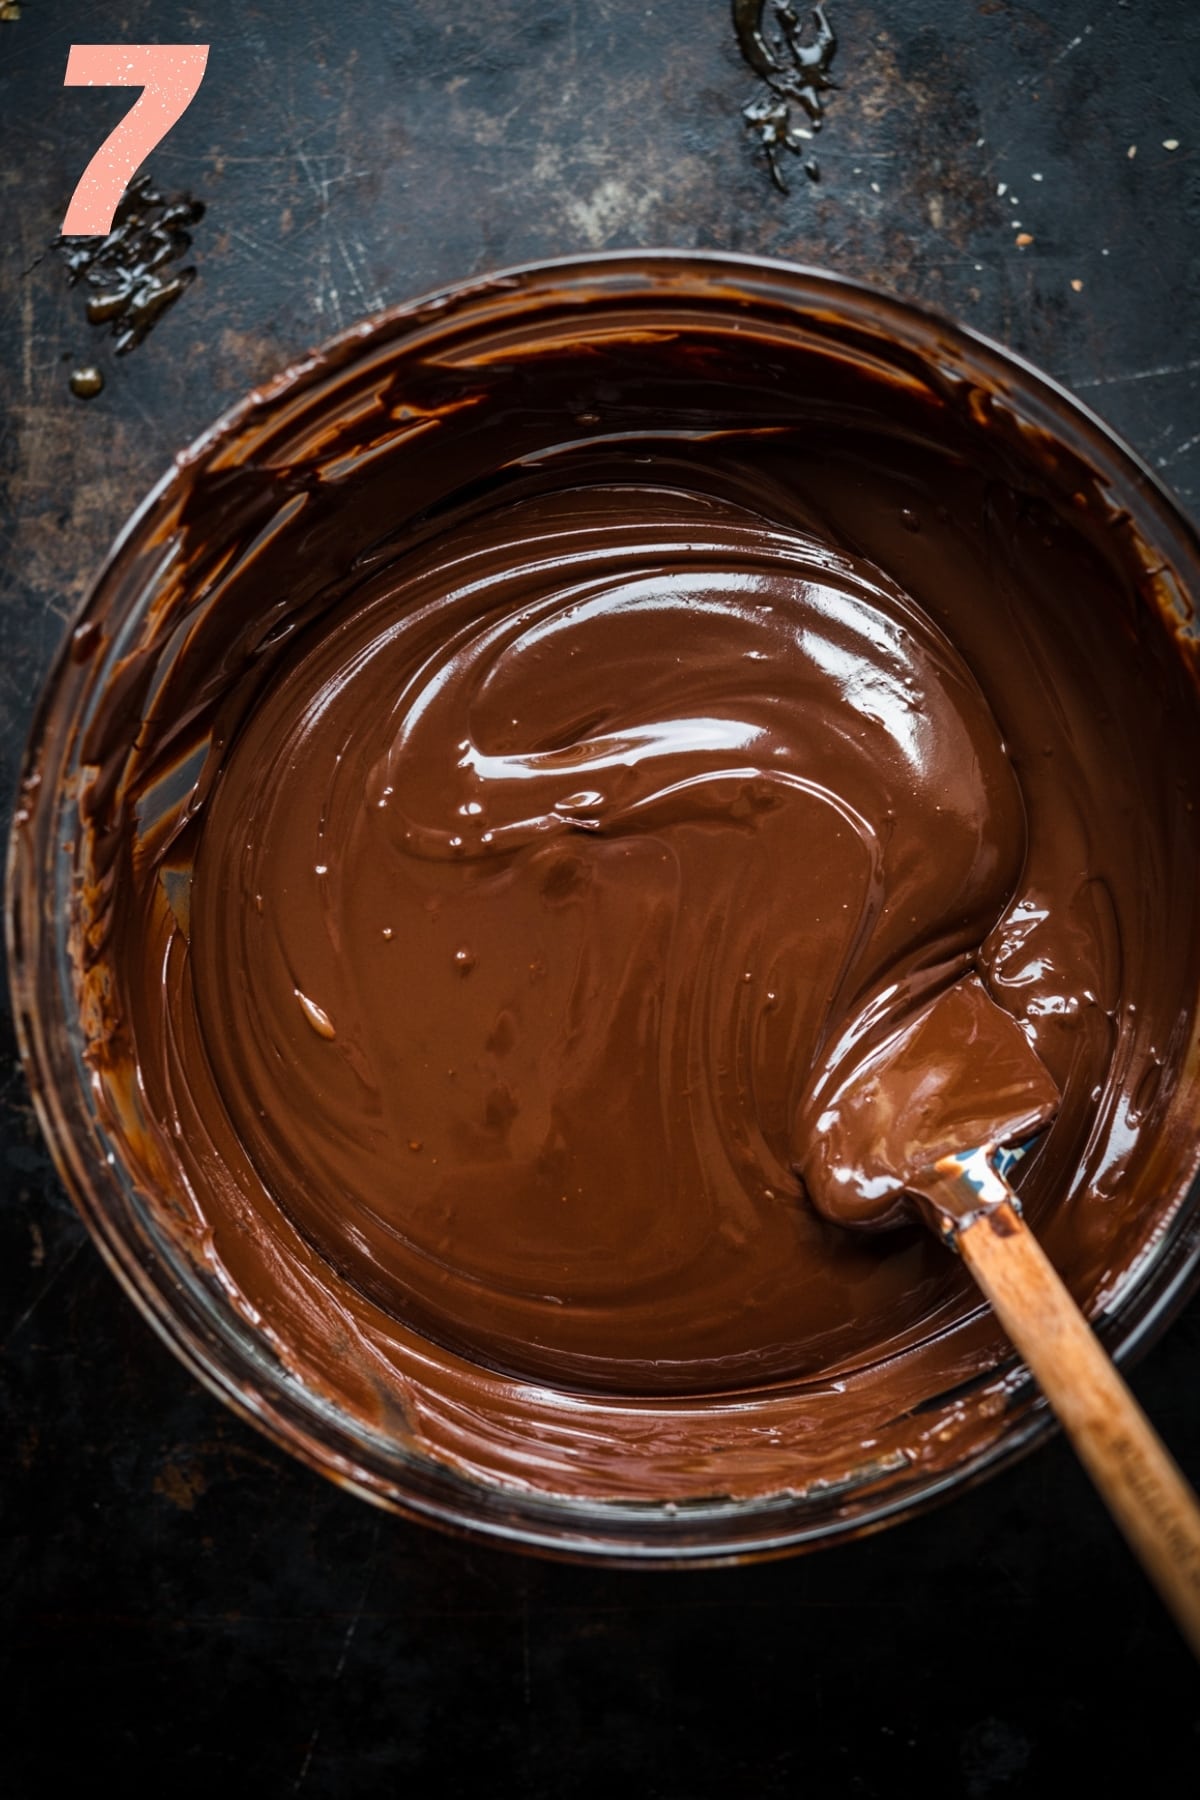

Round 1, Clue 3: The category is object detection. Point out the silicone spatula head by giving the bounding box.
[798,975,1061,1232]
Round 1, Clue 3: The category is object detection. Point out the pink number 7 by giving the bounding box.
[61,45,210,236]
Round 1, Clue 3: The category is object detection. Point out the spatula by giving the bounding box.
[800,976,1200,1659]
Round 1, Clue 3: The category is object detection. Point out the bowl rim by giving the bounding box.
[9,247,1200,1565]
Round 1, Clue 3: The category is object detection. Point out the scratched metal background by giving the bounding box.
[2,3,1199,1794]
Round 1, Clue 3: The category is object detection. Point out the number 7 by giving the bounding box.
[61,44,210,237]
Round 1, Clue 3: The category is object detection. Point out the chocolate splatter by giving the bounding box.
[56,172,205,356]
[734,1,839,192]
[68,365,104,400]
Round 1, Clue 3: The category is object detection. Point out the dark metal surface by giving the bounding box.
[2,3,1199,1792]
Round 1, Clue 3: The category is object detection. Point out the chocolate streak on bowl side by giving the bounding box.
[62,264,1200,1511]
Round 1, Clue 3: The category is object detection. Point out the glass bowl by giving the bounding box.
[9,252,1200,1564]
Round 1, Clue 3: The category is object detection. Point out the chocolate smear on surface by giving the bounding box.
[56,172,205,359]
[735,1,839,192]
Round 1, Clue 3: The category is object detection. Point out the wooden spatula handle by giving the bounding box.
[958,1199,1200,1660]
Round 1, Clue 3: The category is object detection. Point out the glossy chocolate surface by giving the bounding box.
[71,266,1200,1501]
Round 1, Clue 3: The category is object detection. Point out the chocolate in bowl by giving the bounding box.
[9,253,1200,1562]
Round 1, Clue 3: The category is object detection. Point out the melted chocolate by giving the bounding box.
[70,264,1200,1504]
[68,364,104,401]
[57,172,205,358]
[736,2,839,191]
[802,977,1062,1233]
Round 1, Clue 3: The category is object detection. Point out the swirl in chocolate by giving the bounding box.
[191,479,1030,1392]
[74,264,1200,1504]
